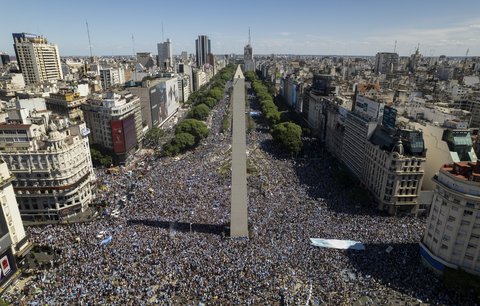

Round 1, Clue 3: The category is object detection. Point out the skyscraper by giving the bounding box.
[157,38,173,70]
[12,33,63,85]
[244,28,254,72]
[374,52,399,75]
[195,35,211,68]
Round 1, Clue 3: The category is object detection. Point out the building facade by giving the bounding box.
[365,127,426,215]
[421,162,480,276]
[0,105,95,222]
[82,91,143,164]
[13,33,63,85]
[99,67,124,90]
[195,35,211,68]
[0,161,30,260]
[157,39,173,70]
[375,52,399,75]
[45,90,86,122]
[127,77,180,129]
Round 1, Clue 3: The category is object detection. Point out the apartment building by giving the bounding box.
[82,91,143,164]
[13,33,63,85]
[421,162,480,276]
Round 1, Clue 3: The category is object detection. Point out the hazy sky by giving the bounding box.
[1,0,480,57]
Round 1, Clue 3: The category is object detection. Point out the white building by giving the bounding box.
[0,161,30,257]
[0,101,95,222]
[421,162,480,276]
[82,91,143,164]
[100,67,125,90]
[13,33,63,85]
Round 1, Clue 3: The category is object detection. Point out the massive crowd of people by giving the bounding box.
[3,82,477,305]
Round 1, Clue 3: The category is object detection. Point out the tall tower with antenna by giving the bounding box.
[244,27,254,72]
[85,21,94,61]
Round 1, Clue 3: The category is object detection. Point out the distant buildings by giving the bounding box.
[375,52,399,75]
[0,98,95,222]
[136,52,155,70]
[244,43,254,72]
[12,33,63,85]
[421,161,480,276]
[82,91,143,164]
[157,39,173,70]
[196,35,211,68]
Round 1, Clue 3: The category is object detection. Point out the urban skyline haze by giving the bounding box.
[1,0,480,57]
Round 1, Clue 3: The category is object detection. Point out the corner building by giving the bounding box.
[0,109,95,222]
[421,162,480,276]
[82,91,143,164]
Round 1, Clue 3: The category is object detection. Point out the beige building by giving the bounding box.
[13,33,63,85]
[45,90,86,122]
[421,162,480,276]
[0,103,95,222]
[364,127,426,215]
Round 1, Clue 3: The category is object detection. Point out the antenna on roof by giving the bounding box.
[86,21,93,59]
[132,34,136,57]
[248,27,251,45]
[393,40,397,53]
[162,22,165,42]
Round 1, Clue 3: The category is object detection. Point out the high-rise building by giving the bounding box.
[99,67,125,89]
[375,52,399,75]
[195,35,211,68]
[82,91,143,164]
[157,39,173,70]
[12,33,63,85]
[421,161,480,276]
[244,29,254,72]
[0,53,10,67]
[127,76,180,129]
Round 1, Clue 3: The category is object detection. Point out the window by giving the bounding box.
[441,244,448,250]
[464,210,473,216]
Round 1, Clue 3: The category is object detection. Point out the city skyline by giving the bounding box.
[1,0,480,57]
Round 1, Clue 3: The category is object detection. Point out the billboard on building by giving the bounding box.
[111,120,126,153]
[123,115,137,152]
[382,105,397,130]
[355,95,384,120]
[0,249,16,286]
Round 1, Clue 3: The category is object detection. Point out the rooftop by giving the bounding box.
[441,161,480,183]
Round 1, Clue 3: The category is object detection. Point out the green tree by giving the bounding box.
[189,104,210,121]
[175,119,209,142]
[203,97,217,108]
[172,132,196,150]
[144,127,165,146]
[208,87,223,101]
[271,122,303,155]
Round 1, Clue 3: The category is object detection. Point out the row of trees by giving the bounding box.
[245,71,303,155]
[161,65,235,157]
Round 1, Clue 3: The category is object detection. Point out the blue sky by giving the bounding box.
[1,0,480,57]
